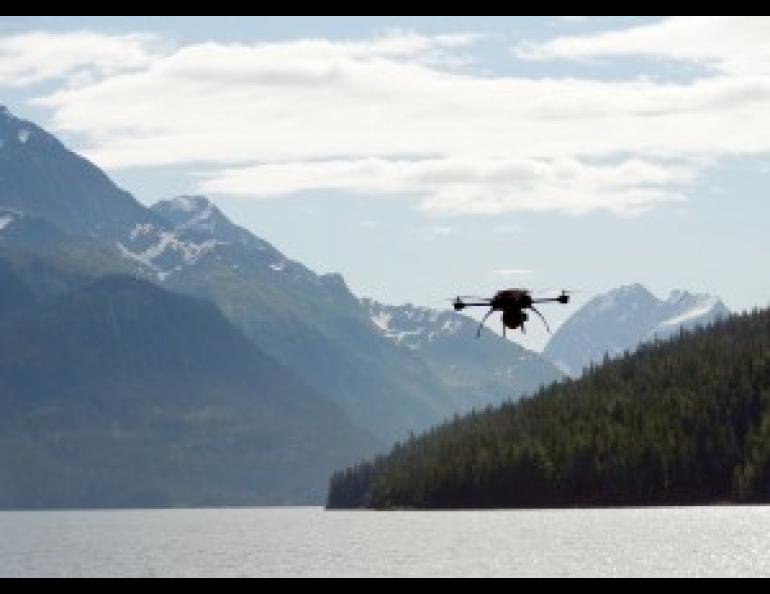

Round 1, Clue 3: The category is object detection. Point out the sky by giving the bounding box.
[2,16,770,352]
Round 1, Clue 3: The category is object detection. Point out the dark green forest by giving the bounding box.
[328,308,770,509]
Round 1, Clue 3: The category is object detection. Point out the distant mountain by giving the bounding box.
[361,299,563,411]
[0,270,379,509]
[544,284,730,377]
[142,196,469,442]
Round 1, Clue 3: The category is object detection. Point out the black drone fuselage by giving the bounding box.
[489,289,534,311]
[453,288,570,337]
[488,290,533,335]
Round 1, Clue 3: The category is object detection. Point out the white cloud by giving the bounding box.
[199,155,693,215]
[493,269,532,276]
[515,16,770,76]
[0,30,164,86]
[7,21,770,216]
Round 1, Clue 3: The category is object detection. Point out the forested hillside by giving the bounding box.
[329,309,770,509]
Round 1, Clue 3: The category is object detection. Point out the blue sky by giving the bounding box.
[2,16,770,351]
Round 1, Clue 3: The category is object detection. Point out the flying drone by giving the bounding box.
[452,289,572,338]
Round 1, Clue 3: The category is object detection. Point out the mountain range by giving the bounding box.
[0,106,564,506]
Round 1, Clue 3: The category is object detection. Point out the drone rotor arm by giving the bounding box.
[532,294,571,303]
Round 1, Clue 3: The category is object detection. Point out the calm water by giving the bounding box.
[1,506,769,577]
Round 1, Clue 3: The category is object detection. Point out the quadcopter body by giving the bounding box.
[452,288,571,338]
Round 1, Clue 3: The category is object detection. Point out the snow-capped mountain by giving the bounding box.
[0,106,457,443]
[152,196,259,246]
[362,299,564,411]
[146,195,328,288]
[0,109,230,281]
[108,194,323,287]
[544,284,731,377]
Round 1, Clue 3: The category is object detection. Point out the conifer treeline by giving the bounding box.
[327,309,770,509]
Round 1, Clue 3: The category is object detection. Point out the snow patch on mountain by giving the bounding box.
[371,310,392,332]
[17,129,30,144]
[129,223,156,241]
[115,197,255,280]
[657,295,721,329]
[118,231,227,279]
[167,196,202,212]
[167,198,216,235]
[116,242,160,272]
[0,215,14,231]
[146,233,224,266]
[0,210,24,233]
[442,318,463,334]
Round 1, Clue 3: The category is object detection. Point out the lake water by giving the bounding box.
[1,506,769,577]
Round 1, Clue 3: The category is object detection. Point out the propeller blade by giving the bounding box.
[531,288,584,296]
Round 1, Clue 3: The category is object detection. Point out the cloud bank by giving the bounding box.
[4,19,770,216]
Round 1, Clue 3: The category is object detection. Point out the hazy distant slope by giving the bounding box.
[0,272,379,508]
